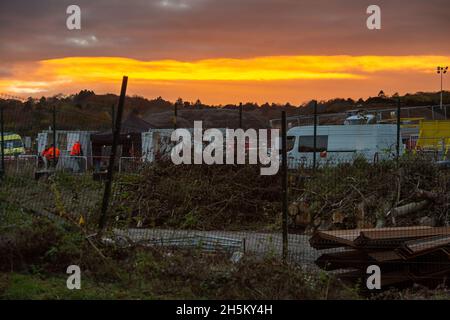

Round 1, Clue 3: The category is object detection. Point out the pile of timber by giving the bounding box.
[310,226,450,288]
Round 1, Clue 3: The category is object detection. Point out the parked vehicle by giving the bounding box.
[344,112,376,125]
[286,124,403,167]
[415,120,450,160]
[0,132,25,157]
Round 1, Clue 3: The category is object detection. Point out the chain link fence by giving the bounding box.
[1,91,449,289]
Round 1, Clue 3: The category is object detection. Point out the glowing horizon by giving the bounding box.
[1,55,449,104]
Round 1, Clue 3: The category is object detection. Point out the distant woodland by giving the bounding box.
[0,90,448,135]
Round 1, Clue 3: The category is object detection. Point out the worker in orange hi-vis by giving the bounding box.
[41,146,49,169]
[70,141,83,172]
[42,144,60,169]
[70,141,82,156]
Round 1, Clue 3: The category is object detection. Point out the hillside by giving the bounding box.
[0,90,448,136]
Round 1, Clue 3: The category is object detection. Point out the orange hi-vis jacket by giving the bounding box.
[70,142,82,156]
[42,147,60,160]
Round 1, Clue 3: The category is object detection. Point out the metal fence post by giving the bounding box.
[281,111,288,262]
[53,105,57,168]
[239,102,243,128]
[174,101,178,130]
[98,76,128,231]
[396,97,401,164]
[0,104,4,178]
[111,104,115,129]
[313,100,318,171]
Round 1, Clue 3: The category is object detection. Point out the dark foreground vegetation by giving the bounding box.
[292,155,450,232]
[0,206,357,299]
[110,155,449,231]
[0,156,449,299]
[111,162,281,230]
[0,155,448,232]
[1,207,449,300]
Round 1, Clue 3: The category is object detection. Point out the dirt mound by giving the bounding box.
[142,108,269,129]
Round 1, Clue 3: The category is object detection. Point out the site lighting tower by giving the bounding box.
[437,66,448,119]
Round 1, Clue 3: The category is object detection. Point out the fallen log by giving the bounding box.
[356,194,377,228]
[414,189,439,201]
[288,202,299,216]
[388,200,429,217]
[289,198,312,226]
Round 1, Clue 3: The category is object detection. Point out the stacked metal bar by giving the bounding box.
[310,226,450,288]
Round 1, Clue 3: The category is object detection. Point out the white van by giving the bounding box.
[286,124,403,168]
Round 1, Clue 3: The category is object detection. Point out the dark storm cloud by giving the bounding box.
[1,0,449,63]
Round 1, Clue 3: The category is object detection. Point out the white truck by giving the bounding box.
[286,124,403,168]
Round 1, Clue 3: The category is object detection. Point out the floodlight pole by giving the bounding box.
[438,66,448,119]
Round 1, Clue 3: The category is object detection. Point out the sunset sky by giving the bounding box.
[1,0,449,104]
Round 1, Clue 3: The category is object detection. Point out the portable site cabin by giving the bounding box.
[142,129,176,162]
[286,124,402,168]
[37,130,95,169]
[142,128,232,163]
[91,113,154,171]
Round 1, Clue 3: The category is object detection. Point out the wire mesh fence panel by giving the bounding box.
[0,101,112,229]
[286,155,450,286]
[0,97,449,291]
[118,157,146,173]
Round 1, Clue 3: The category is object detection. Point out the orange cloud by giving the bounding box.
[37,55,450,80]
[0,55,449,102]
